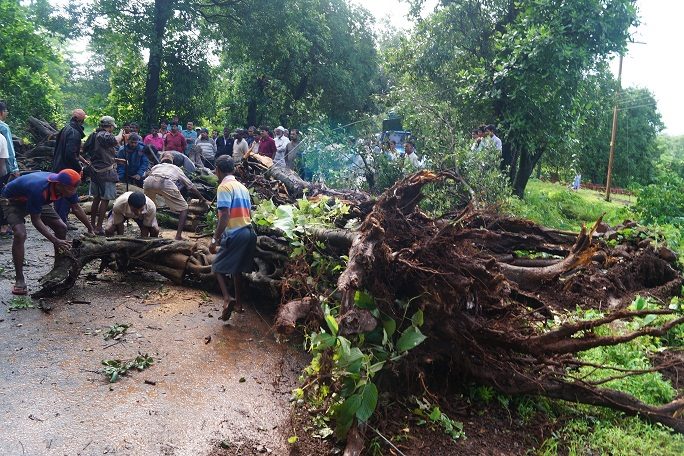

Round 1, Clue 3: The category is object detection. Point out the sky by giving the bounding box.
[353,0,683,136]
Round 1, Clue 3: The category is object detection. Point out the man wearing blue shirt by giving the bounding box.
[1,169,94,295]
[182,121,198,155]
[0,101,19,177]
[117,133,149,188]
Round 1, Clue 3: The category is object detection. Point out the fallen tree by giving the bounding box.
[33,162,684,448]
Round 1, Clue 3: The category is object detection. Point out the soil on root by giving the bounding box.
[651,349,684,392]
[286,395,561,455]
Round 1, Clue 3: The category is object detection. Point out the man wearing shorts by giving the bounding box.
[0,169,94,295]
[143,156,208,240]
[209,155,256,322]
[105,191,159,238]
[87,116,123,235]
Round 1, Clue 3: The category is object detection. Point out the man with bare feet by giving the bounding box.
[208,156,256,321]
[0,169,94,295]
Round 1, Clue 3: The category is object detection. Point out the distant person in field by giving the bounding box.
[484,124,502,152]
[257,126,276,159]
[273,126,290,167]
[1,169,94,295]
[52,108,88,223]
[403,141,422,169]
[209,155,257,322]
[471,128,483,151]
[105,191,159,238]
[143,156,209,240]
[117,133,149,188]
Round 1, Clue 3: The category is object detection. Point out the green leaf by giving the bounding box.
[356,382,379,422]
[339,347,365,374]
[311,332,337,351]
[325,315,339,336]
[287,436,298,444]
[411,309,424,327]
[634,296,646,311]
[354,291,375,310]
[382,318,397,338]
[429,406,441,421]
[396,327,427,352]
[642,314,657,327]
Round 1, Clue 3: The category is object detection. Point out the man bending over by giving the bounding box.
[0,169,94,295]
[105,191,159,238]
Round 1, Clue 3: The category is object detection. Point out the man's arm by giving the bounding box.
[30,213,70,249]
[70,203,95,233]
[137,152,149,176]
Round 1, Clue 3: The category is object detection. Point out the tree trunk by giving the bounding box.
[141,0,172,130]
[512,147,543,198]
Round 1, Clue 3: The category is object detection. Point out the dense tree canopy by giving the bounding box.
[0,0,66,130]
[392,0,639,196]
[1,0,668,194]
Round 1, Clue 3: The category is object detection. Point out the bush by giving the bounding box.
[634,174,684,225]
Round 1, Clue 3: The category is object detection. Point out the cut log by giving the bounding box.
[27,116,58,143]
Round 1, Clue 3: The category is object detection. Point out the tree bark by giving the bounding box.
[141,0,172,130]
[512,147,543,198]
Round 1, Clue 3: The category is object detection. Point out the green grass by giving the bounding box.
[538,415,684,456]
[507,179,632,231]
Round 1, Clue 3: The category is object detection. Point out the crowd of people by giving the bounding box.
[0,104,259,320]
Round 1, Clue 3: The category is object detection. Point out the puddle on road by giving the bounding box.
[0,226,306,455]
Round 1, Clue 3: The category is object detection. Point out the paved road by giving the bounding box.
[0,225,304,455]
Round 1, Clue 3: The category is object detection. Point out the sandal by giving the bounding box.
[11,284,28,296]
[219,300,236,321]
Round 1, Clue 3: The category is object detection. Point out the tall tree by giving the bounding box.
[0,0,66,129]
[394,0,638,196]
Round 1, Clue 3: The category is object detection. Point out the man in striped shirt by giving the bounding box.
[209,155,256,321]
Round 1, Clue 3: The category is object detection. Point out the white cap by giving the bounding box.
[275,126,285,132]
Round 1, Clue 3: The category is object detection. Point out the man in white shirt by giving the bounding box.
[0,132,8,179]
[485,125,503,152]
[273,126,290,167]
[403,141,423,169]
[232,129,249,162]
[105,191,160,237]
[195,128,217,166]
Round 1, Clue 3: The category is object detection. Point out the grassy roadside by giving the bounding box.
[507,179,684,455]
[506,179,632,231]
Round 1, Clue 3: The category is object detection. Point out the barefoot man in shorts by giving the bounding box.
[209,156,257,321]
[0,169,94,295]
[143,156,208,240]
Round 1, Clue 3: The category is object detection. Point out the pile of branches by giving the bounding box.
[33,157,684,445]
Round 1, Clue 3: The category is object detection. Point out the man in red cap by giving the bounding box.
[0,169,94,295]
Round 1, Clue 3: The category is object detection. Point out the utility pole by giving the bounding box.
[605,53,623,202]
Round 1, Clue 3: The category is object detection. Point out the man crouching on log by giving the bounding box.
[208,156,257,321]
[0,169,94,295]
